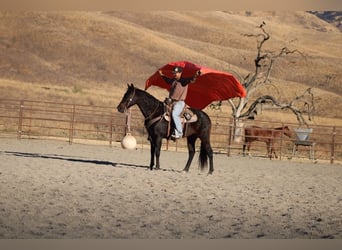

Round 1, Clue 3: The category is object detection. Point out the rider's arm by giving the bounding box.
[159,70,174,84]
[179,70,201,86]
[159,70,201,86]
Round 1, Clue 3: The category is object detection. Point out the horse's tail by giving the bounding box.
[199,142,209,171]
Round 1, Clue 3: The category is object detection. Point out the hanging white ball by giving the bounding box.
[121,133,137,150]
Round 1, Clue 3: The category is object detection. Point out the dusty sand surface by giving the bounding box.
[0,138,341,239]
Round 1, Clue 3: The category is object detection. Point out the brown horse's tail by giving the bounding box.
[198,142,208,171]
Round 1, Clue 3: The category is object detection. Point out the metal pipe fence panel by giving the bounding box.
[0,98,341,164]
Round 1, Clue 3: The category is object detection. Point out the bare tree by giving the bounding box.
[222,22,315,127]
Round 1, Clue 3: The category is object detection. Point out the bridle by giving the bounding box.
[124,86,162,129]
[122,87,136,135]
[124,87,136,113]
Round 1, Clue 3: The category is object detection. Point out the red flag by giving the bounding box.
[145,61,246,110]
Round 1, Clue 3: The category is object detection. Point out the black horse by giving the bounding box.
[117,84,214,174]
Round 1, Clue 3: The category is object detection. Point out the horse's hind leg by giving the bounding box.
[243,141,251,157]
[207,144,214,175]
[247,142,252,157]
[242,143,246,156]
[199,137,214,175]
[183,135,197,172]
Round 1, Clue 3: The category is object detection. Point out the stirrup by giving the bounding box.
[171,133,182,139]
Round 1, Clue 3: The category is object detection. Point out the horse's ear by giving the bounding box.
[127,83,134,89]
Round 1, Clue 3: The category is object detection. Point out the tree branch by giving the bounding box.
[234,22,313,126]
[239,87,314,126]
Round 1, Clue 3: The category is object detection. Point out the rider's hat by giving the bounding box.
[172,66,183,74]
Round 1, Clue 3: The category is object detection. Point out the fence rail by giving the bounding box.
[1,99,341,164]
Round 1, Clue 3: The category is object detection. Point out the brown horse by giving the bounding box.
[242,125,292,159]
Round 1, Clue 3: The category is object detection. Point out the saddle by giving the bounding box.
[144,99,198,139]
[163,99,198,124]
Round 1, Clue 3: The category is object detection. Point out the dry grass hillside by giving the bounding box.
[0,11,341,125]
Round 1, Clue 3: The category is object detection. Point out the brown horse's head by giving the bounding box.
[283,126,293,138]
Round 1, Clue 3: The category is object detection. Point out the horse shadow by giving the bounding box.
[2,150,182,172]
[2,150,146,169]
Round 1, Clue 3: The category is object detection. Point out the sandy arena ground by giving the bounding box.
[0,138,341,239]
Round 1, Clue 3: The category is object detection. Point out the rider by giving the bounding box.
[159,66,200,139]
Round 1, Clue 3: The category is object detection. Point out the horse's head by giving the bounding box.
[283,126,293,138]
[117,83,137,113]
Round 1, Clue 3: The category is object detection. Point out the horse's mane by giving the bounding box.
[135,87,162,104]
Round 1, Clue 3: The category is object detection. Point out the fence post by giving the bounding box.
[69,104,75,145]
[17,100,24,140]
[279,123,284,160]
[330,126,336,164]
[227,118,232,157]
[109,113,113,147]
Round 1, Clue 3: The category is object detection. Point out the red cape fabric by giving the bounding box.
[145,61,246,110]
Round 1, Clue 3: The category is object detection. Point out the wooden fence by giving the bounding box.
[0,99,341,164]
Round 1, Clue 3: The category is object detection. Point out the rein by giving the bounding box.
[144,102,171,141]
[125,108,132,135]
[125,87,165,129]
[124,87,136,135]
[145,103,164,128]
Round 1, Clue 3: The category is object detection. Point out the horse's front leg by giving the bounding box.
[149,141,155,170]
[154,137,163,170]
[266,141,274,159]
[272,146,278,159]
[247,142,252,157]
[266,141,271,158]
[268,140,278,159]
